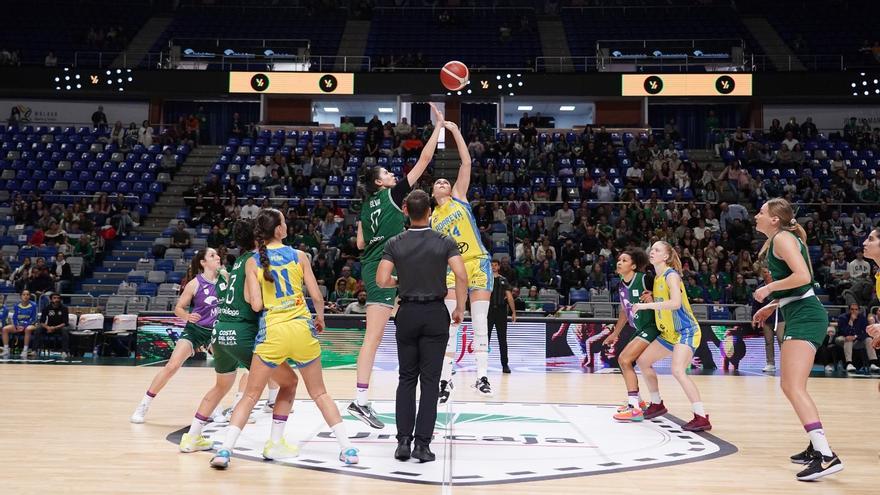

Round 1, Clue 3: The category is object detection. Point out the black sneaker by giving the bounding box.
[796,453,843,481]
[474,376,492,396]
[790,443,817,464]
[439,380,453,404]
[347,401,385,429]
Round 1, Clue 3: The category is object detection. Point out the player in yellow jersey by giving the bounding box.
[864,227,880,350]
[431,121,494,398]
[210,208,359,469]
[632,241,711,432]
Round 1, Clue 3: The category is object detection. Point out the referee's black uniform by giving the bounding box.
[381,219,463,461]
[488,271,513,372]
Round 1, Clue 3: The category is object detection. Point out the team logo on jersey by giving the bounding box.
[168,400,735,485]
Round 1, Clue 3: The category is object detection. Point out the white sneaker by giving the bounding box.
[220,407,256,424]
[130,402,149,424]
[0,348,9,358]
[762,364,776,373]
[20,349,28,358]
[262,401,276,413]
[262,438,299,460]
[211,409,229,425]
[824,364,834,373]
[846,363,857,373]
[870,364,880,373]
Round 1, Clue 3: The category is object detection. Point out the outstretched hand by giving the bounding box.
[443,121,460,133]
[429,102,445,127]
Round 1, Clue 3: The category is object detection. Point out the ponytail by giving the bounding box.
[254,208,284,283]
[657,241,682,273]
[758,198,806,260]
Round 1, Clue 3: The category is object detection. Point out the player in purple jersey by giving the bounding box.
[131,248,222,423]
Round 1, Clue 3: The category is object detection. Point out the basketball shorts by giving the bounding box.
[779,297,827,349]
[254,317,321,368]
[446,255,493,292]
[658,325,701,351]
[211,321,257,374]
[362,259,397,308]
[180,322,213,350]
[633,324,661,344]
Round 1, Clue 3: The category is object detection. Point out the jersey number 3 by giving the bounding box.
[224,273,237,304]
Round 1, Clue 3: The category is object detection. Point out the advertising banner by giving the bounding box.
[0,98,148,126]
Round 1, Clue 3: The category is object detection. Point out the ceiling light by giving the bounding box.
[560,106,576,111]
[323,107,339,112]
[378,107,394,113]
[517,105,533,111]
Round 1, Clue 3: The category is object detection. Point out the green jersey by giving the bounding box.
[618,272,657,333]
[217,251,258,324]
[360,180,411,263]
[767,232,814,300]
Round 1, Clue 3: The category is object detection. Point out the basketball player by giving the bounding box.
[632,241,711,432]
[752,199,843,481]
[431,121,494,398]
[210,209,359,469]
[861,228,880,349]
[131,249,221,424]
[348,103,446,429]
[179,220,286,458]
[604,249,663,422]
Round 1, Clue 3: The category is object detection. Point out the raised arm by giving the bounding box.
[405,103,445,188]
[445,121,471,201]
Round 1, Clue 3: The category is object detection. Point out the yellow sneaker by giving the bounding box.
[262,438,300,460]
[179,433,214,453]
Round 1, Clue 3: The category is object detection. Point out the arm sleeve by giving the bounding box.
[389,179,412,208]
[643,273,655,290]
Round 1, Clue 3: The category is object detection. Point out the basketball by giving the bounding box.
[440,60,469,91]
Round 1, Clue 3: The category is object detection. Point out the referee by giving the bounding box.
[488,259,517,373]
[377,189,468,463]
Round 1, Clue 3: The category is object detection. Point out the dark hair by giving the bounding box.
[184,248,213,286]
[359,166,385,199]
[404,189,431,220]
[254,208,284,283]
[624,248,649,272]
[233,218,256,251]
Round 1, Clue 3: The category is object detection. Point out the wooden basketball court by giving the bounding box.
[2,364,877,494]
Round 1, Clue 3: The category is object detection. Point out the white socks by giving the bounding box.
[650,392,662,404]
[628,393,642,408]
[471,300,490,378]
[221,425,242,451]
[331,422,352,450]
[189,414,209,437]
[267,386,279,405]
[355,384,369,406]
[271,414,288,442]
[692,402,706,416]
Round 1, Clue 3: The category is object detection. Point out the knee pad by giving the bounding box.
[471,300,490,352]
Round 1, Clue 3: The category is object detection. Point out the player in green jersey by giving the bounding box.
[604,249,665,423]
[347,103,445,429]
[179,219,297,461]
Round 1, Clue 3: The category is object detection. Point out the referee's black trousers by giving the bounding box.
[394,301,450,447]
[487,308,509,368]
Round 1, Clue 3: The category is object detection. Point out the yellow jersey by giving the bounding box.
[430,197,488,261]
[260,242,312,327]
[875,272,880,300]
[653,268,699,342]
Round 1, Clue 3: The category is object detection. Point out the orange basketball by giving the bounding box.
[440,60,469,91]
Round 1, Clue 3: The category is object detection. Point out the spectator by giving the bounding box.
[230,112,245,138]
[339,116,355,136]
[44,50,57,67]
[34,293,71,358]
[800,116,818,140]
[170,221,192,249]
[591,175,616,202]
[781,131,799,151]
[834,304,879,372]
[394,117,412,138]
[161,147,177,170]
[344,290,368,314]
[240,197,259,220]
[91,106,108,131]
[138,120,153,147]
[329,278,353,302]
[26,267,53,297]
[50,253,73,294]
[1,290,38,358]
[109,121,125,148]
[248,160,268,183]
[337,266,358,293]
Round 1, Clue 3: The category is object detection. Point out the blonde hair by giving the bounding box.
[656,241,682,273]
[759,198,807,259]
